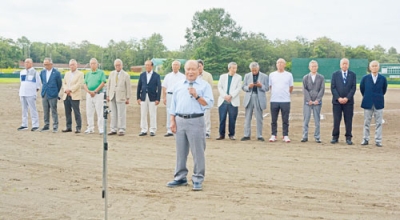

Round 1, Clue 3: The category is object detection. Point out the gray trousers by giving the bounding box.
[64,96,81,130]
[174,116,206,183]
[244,93,264,138]
[363,106,383,144]
[302,104,322,139]
[42,95,58,129]
[110,97,126,132]
[20,96,39,128]
[166,93,173,133]
[270,102,290,136]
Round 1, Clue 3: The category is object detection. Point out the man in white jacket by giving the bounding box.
[216,62,242,140]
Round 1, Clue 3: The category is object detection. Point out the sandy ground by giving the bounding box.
[0,83,399,220]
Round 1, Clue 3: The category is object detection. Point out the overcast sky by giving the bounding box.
[2,0,400,52]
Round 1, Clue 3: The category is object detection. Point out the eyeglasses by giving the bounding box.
[44,63,52,66]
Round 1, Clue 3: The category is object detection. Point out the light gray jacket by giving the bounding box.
[242,72,269,110]
[302,73,325,103]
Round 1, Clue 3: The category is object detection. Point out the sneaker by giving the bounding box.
[269,135,277,142]
[150,132,155,136]
[99,131,104,135]
[52,128,58,133]
[315,138,321,143]
[84,129,94,134]
[192,182,203,191]
[40,127,50,132]
[205,134,210,139]
[283,136,291,143]
[31,127,39,131]
[166,178,188,188]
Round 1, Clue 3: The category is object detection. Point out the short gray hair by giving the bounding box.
[172,60,181,66]
[369,60,379,67]
[228,62,237,69]
[309,60,318,66]
[114,59,123,66]
[90,58,98,64]
[44,57,53,64]
[340,58,349,64]
[276,58,286,64]
[249,62,259,69]
[69,59,77,65]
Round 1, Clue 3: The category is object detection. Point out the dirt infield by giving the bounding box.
[1,83,399,219]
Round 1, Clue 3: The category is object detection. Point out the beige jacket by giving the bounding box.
[107,70,131,102]
[200,70,213,87]
[62,70,84,100]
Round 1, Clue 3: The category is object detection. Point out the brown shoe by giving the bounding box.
[216,136,225,140]
[108,131,117,135]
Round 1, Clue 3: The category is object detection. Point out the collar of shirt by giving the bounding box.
[146,71,153,75]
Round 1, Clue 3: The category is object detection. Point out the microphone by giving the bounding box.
[189,82,193,98]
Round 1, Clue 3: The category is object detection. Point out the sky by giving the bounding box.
[1,0,400,52]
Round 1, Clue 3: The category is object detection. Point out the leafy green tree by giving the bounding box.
[185,8,242,46]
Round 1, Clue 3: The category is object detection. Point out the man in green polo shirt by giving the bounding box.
[83,58,107,134]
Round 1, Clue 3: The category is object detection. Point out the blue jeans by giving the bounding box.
[218,102,238,137]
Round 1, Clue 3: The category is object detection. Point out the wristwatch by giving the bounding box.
[195,95,200,100]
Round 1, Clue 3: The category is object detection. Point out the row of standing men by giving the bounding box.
[17,58,388,191]
[18,57,387,147]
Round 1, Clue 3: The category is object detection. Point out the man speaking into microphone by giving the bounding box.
[166,60,214,191]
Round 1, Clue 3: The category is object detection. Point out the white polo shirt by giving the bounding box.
[19,67,41,96]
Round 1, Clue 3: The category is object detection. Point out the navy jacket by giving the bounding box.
[330,70,356,105]
[360,73,387,110]
[40,68,62,99]
[137,71,161,101]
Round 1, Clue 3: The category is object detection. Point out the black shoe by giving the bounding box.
[150,132,155,136]
[139,132,147,136]
[346,139,353,145]
[192,182,203,191]
[257,137,265,142]
[108,131,117,135]
[17,126,28,131]
[315,138,321,143]
[361,139,368,145]
[31,127,39,132]
[301,138,308,142]
[376,143,383,147]
[62,128,72,132]
[164,133,173,137]
[166,178,188,188]
[240,137,250,141]
[40,127,50,132]
[330,139,338,144]
[216,136,225,140]
[75,129,81,134]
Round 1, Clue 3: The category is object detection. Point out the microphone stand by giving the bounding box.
[102,91,110,220]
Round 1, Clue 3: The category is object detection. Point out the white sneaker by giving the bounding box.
[269,135,277,142]
[283,136,291,143]
[84,129,94,134]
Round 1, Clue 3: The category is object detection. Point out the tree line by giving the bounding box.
[1,8,399,75]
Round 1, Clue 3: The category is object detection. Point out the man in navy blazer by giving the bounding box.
[137,60,161,136]
[330,58,356,145]
[39,58,62,132]
[360,61,388,147]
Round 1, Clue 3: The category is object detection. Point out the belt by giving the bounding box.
[167,92,173,94]
[176,113,204,119]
